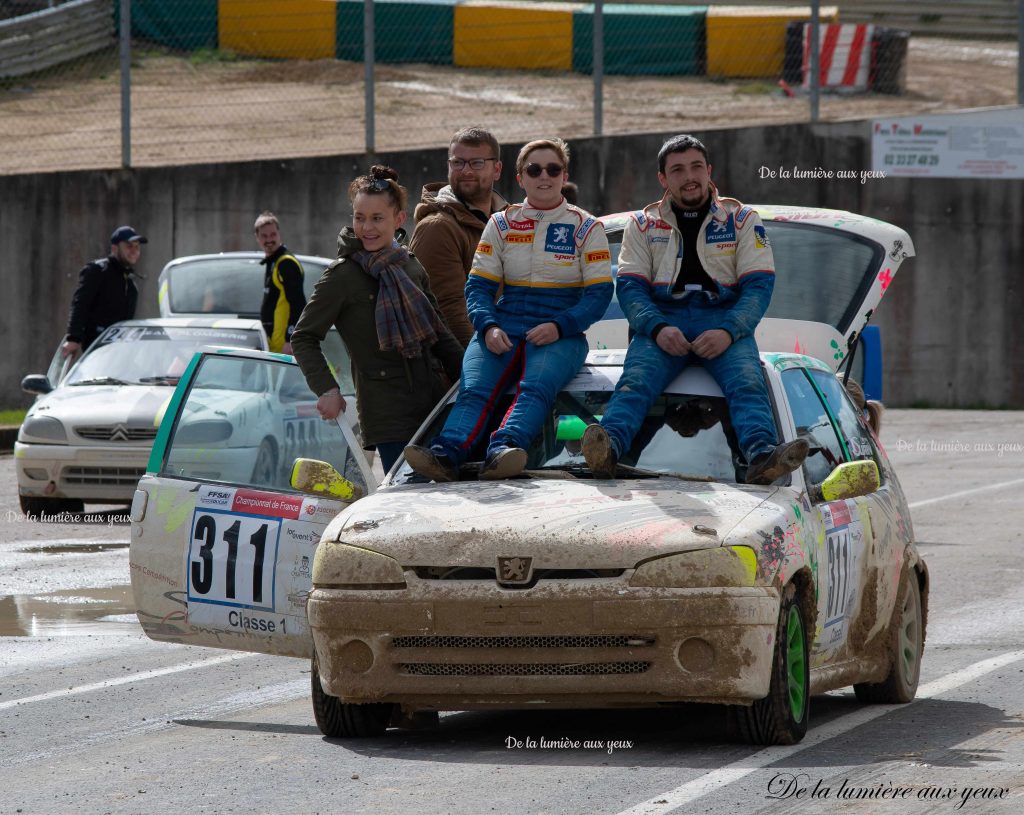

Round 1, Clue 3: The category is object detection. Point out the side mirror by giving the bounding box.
[820,460,880,502]
[21,375,52,395]
[290,458,364,503]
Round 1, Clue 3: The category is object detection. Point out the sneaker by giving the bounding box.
[403,445,457,483]
[745,439,810,485]
[481,446,527,480]
[582,424,618,479]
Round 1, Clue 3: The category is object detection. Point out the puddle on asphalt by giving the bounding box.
[17,542,130,555]
[0,585,139,637]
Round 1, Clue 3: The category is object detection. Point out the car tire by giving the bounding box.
[19,495,83,519]
[250,439,277,486]
[311,653,393,738]
[854,568,923,704]
[736,582,810,745]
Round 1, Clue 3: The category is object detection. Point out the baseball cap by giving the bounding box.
[110,225,148,245]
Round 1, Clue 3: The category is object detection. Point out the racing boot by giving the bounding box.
[582,424,618,479]
[404,444,458,483]
[481,446,528,480]
[745,439,810,485]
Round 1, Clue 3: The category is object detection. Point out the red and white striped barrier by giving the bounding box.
[802,23,874,91]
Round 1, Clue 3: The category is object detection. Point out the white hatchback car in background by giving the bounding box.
[16,317,265,517]
[157,251,355,396]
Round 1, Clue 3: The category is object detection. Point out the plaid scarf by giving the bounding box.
[355,243,444,359]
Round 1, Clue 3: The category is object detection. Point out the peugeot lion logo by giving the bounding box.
[497,556,533,587]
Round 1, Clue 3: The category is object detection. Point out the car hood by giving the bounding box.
[323,478,778,569]
[28,385,173,437]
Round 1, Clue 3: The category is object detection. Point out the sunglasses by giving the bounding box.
[524,163,564,178]
[369,178,392,192]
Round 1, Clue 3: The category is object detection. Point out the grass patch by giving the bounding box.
[0,409,26,425]
[735,81,778,95]
[189,48,241,66]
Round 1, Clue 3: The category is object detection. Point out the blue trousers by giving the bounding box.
[601,303,778,464]
[375,441,405,473]
[432,334,588,464]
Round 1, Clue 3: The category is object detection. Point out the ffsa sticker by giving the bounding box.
[186,509,281,611]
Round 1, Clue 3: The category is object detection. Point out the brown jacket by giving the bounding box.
[291,227,463,447]
[409,183,507,347]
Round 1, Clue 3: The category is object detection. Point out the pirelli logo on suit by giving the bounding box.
[585,249,611,263]
[506,234,534,244]
[476,241,493,255]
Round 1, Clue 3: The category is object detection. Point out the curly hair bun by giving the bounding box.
[369,164,399,182]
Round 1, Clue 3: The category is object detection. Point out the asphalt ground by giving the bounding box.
[1,408,1023,814]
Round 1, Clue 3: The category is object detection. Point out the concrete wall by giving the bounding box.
[2,120,1021,408]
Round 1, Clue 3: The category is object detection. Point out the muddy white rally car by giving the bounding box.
[129,205,925,745]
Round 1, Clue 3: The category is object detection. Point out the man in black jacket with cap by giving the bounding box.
[61,225,146,358]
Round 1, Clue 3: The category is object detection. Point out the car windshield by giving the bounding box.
[392,371,743,484]
[606,220,880,334]
[164,256,352,394]
[167,256,330,317]
[161,354,371,494]
[65,325,262,386]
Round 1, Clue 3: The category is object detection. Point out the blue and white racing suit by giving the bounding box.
[430,198,613,464]
[599,185,779,465]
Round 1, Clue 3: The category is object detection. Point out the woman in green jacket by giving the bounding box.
[291,165,463,472]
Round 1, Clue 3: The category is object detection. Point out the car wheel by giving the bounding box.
[736,583,810,745]
[19,495,83,519]
[311,653,393,738]
[854,568,923,704]
[250,439,277,486]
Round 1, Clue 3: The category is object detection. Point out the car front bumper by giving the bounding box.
[15,441,149,503]
[308,581,780,709]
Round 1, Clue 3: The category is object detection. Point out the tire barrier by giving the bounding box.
[800,22,873,92]
[454,1,578,71]
[784,20,909,95]
[115,1,888,82]
[572,4,706,76]
[706,5,838,79]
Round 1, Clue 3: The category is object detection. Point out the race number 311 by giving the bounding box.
[187,511,280,610]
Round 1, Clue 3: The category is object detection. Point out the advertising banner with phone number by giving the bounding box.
[871,108,1024,179]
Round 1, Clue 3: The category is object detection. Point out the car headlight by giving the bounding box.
[173,419,233,444]
[313,542,407,589]
[629,546,757,588]
[18,416,67,443]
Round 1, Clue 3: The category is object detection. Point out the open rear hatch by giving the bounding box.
[594,205,915,372]
[751,205,915,371]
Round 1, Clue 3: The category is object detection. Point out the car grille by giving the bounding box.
[413,567,625,581]
[398,662,652,677]
[391,635,655,649]
[391,634,655,678]
[62,466,146,486]
[74,425,158,442]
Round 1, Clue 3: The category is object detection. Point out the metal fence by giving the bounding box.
[0,0,1021,174]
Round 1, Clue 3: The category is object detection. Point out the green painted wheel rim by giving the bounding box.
[899,582,921,684]
[786,605,806,722]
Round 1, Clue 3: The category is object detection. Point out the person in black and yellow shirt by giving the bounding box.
[254,211,306,354]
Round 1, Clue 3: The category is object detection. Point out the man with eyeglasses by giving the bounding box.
[410,126,507,347]
[582,134,809,485]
